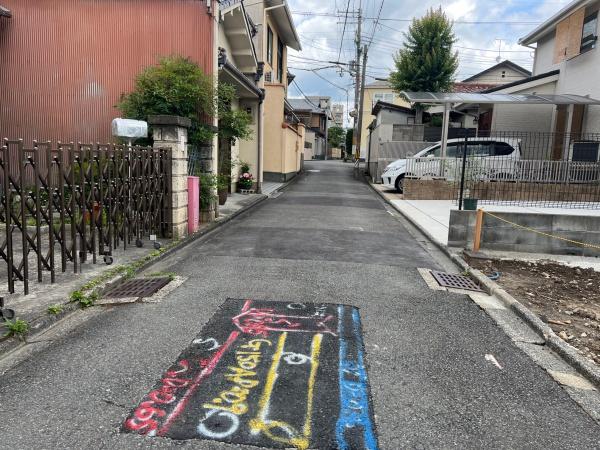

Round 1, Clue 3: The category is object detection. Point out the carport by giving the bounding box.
[401,91,600,158]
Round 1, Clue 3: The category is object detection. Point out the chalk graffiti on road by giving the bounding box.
[122,299,379,449]
[336,306,378,450]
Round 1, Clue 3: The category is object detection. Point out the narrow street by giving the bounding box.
[0,160,598,449]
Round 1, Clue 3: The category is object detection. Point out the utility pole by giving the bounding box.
[352,7,362,161]
[356,44,368,168]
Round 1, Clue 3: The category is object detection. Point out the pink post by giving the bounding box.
[187,176,199,234]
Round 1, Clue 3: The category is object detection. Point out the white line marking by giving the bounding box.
[485,354,503,369]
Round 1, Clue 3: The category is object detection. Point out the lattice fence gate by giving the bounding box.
[0,139,171,295]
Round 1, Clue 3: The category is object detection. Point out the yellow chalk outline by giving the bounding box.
[249,333,323,450]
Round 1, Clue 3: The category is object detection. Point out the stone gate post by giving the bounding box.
[148,115,191,239]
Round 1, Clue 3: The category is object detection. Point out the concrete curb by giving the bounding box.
[0,193,269,359]
[367,181,600,389]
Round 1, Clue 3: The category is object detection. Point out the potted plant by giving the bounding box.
[462,156,483,210]
[237,161,254,192]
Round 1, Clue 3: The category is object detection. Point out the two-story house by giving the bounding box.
[359,80,411,159]
[518,0,600,136]
[464,0,600,155]
[288,97,330,160]
[218,0,263,193]
[245,0,305,183]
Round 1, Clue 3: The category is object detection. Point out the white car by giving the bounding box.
[380,137,522,192]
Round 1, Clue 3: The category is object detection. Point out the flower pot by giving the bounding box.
[218,188,228,206]
[463,198,478,210]
[84,202,102,224]
[200,208,215,223]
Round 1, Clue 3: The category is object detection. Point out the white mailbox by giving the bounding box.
[111,118,148,139]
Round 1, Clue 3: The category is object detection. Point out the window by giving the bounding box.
[267,26,273,66]
[423,145,441,157]
[492,142,516,156]
[445,144,458,157]
[554,8,586,62]
[372,92,395,106]
[581,12,598,52]
[277,37,284,82]
[304,142,313,149]
[501,70,506,78]
[452,142,493,157]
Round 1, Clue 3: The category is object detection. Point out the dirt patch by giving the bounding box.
[466,257,600,366]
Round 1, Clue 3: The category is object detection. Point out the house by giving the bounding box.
[428,61,532,129]
[289,97,330,160]
[520,0,600,136]
[464,0,600,152]
[218,0,263,192]
[460,60,531,86]
[358,80,411,159]
[358,62,531,159]
[306,96,334,158]
[245,0,305,183]
[365,101,436,181]
[0,0,215,145]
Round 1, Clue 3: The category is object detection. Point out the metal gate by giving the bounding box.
[0,140,171,295]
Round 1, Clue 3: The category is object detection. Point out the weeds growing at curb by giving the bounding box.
[146,271,177,280]
[67,238,180,309]
[47,304,64,315]
[4,318,29,340]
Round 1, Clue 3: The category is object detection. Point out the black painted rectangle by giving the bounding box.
[122,299,378,450]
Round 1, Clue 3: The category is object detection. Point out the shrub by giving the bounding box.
[118,55,215,145]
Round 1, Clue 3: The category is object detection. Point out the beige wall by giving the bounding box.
[263,84,285,174]
[267,16,287,84]
[282,123,304,175]
[466,66,529,84]
[360,86,410,158]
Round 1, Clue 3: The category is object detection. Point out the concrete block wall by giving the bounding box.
[448,210,600,256]
[403,179,458,200]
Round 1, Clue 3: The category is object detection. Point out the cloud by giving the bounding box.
[286,0,572,124]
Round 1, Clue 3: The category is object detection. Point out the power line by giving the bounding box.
[338,0,351,63]
[291,79,321,110]
[292,10,543,25]
[366,0,384,50]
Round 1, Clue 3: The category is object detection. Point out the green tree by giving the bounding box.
[217,83,252,143]
[345,128,353,157]
[119,55,216,145]
[328,126,345,148]
[389,8,459,123]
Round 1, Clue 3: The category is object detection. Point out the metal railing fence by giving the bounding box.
[0,140,171,295]
[403,131,600,209]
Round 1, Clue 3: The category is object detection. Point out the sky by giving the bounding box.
[286,0,573,123]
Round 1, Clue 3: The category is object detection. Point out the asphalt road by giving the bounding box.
[0,160,599,449]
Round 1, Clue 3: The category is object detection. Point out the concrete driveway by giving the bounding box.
[0,160,598,449]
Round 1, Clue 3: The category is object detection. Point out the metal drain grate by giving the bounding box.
[430,270,483,292]
[103,278,171,298]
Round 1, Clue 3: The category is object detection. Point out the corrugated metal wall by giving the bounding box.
[0,0,214,146]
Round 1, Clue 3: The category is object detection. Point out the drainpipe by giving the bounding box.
[365,126,373,176]
[257,90,265,193]
[324,113,328,160]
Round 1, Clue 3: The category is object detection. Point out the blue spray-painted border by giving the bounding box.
[336,306,379,450]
